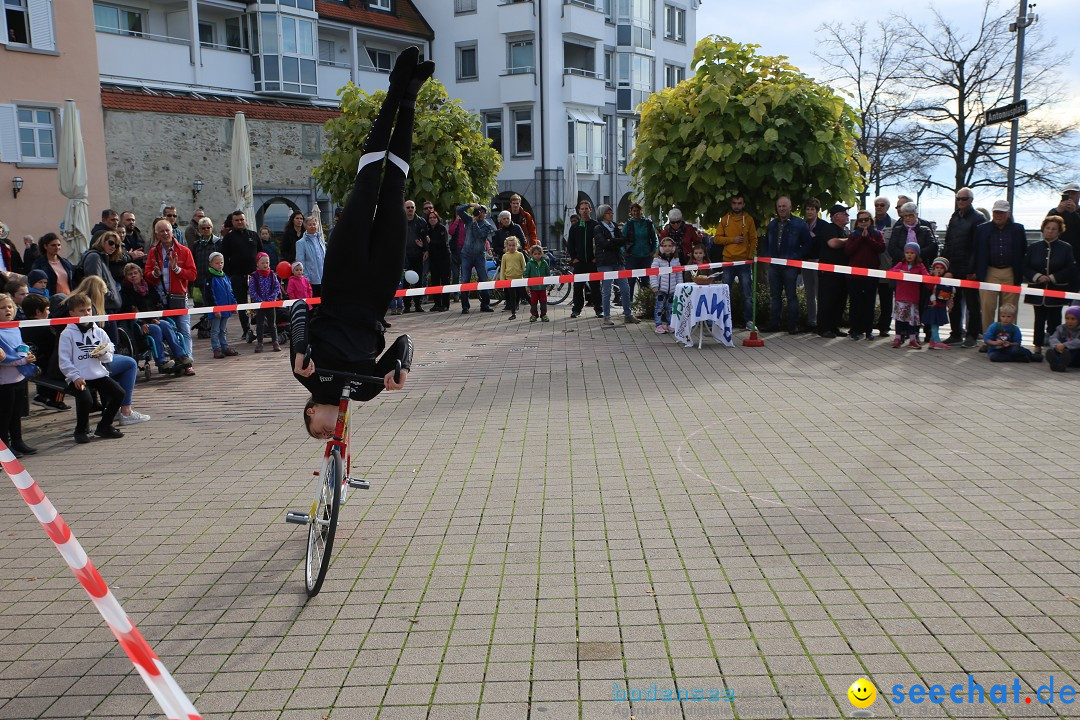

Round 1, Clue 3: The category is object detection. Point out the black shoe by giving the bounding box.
[877,330,890,338]
[570,312,580,318]
[46,399,71,411]
[1031,351,1043,363]
[32,395,49,409]
[382,319,392,328]
[943,335,963,346]
[73,431,91,444]
[88,403,104,414]
[461,308,470,314]
[848,333,862,340]
[819,330,836,339]
[403,307,412,313]
[836,330,849,337]
[788,328,799,335]
[94,424,124,439]
[963,336,977,348]
[479,307,494,313]
[11,441,36,455]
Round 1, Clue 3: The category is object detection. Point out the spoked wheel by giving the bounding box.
[548,279,572,305]
[305,448,342,597]
[115,327,135,358]
[490,288,505,307]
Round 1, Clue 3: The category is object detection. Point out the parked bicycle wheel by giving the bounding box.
[548,279,572,305]
[306,448,342,597]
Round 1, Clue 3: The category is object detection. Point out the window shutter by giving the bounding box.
[28,0,56,52]
[0,6,8,46]
[0,106,21,163]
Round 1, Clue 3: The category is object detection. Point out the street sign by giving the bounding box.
[985,100,1028,126]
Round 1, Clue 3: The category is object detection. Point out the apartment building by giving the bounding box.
[414,0,698,243]
[91,0,433,231]
[0,0,110,246]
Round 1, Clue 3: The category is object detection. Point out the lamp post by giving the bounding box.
[1006,1,1037,208]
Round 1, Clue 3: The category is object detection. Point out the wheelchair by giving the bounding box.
[114,318,183,381]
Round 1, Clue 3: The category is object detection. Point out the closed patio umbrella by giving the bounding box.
[230,112,255,223]
[58,99,90,260]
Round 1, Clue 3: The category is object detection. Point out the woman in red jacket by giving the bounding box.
[145,218,197,375]
[845,210,887,341]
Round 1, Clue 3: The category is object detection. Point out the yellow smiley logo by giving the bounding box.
[847,678,877,709]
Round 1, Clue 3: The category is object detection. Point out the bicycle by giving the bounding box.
[545,249,574,306]
[285,354,401,597]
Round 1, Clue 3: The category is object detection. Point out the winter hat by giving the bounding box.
[931,257,949,271]
[1065,306,1080,322]
[903,241,921,256]
[292,261,305,274]
[208,252,223,264]
[256,252,269,262]
[27,269,47,286]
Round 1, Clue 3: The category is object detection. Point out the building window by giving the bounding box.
[368,0,391,10]
[454,0,477,13]
[568,112,605,173]
[198,21,214,48]
[664,4,685,42]
[512,108,532,157]
[664,63,684,88]
[507,38,534,75]
[252,10,318,96]
[276,0,315,9]
[17,107,56,164]
[224,16,248,51]
[456,42,478,81]
[93,3,143,37]
[483,111,502,156]
[563,40,597,78]
[367,48,393,73]
[605,50,615,88]
[4,0,29,44]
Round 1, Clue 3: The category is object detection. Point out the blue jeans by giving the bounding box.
[144,322,185,365]
[988,345,1033,362]
[654,291,673,326]
[722,264,754,325]
[211,314,230,351]
[625,255,653,297]
[768,265,800,329]
[598,265,632,319]
[106,353,136,407]
[459,253,490,310]
[172,311,191,357]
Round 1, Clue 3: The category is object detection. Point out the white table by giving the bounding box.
[671,282,734,348]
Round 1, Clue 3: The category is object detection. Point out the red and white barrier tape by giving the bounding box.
[0,443,203,720]
[5,257,1076,329]
[755,256,1080,302]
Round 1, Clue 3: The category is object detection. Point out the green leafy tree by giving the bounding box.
[629,36,866,226]
[314,79,501,212]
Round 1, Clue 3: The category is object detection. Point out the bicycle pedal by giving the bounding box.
[285,511,311,525]
[346,477,370,490]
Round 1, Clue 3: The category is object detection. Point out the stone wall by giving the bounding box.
[103,109,326,233]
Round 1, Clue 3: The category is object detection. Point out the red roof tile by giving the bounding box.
[314,1,434,40]
[101,88,341,123]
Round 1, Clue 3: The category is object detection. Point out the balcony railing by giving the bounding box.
[504,65,536,75]
[564,0,598,9]
[564,67,602,79]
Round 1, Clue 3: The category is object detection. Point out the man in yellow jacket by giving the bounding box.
[713,194,758,329]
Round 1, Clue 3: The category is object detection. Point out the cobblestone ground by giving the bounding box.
[0,299,1077,720]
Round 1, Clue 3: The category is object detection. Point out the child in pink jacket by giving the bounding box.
[891,241,928,349]
[287,262,314,300]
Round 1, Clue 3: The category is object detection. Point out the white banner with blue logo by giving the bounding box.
[672,282,734,348]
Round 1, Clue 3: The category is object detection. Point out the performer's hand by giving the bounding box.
[384,368,407,391]
[294,354,314,377]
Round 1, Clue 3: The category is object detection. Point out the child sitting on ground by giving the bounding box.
[499,237,526,320]
[524,244,550,322]
[248,252,281,352]
[1046,305,1080,372]
[651,237,680,334]
[891,242,928,349]
[57,292,126,444]
[924,257,955,350]
[206,252,238,359]
[984,305,1039,363]
[287,262,313,301]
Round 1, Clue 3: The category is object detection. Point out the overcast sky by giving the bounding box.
[693,0,1079,226]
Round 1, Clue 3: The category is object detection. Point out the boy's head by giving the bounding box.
[66,293,93,318]
[530,245,543,259]
[21,292,48,320]
[209,252,224,271]
[0,293,15,322]
[998,304,1017,325]
[4,279,27,306]
[27,269,47,290]
[1065,306,1080,328]
[304,397,338,440]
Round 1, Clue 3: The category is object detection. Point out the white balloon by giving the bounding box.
[404,270,420,285]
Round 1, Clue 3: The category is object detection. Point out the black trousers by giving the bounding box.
[817,271,847,333]
[847,276,878,337]
[230,275,251,333]
[876,282,893,332]
[1033,305,1063,348]
[404,254,425,310]
[429,255,451,309]
[572,261,601,315]
[0,381,26,446]
[948,286,983,339]
[68,376,124,434]
[319,56,419,321]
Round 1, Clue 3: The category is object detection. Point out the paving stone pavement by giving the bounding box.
[0,299,1078,720]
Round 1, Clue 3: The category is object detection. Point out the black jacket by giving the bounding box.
[220,228,263,277]
[593,222,627,268]
[567,219,598,267]
[405,216,429,260]
[1024,239,1075,306]
[974,220,1026,283]
[887,222,938,268]
[944,208,982,276]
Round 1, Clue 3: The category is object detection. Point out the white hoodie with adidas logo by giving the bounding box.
[58,323,114,384]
